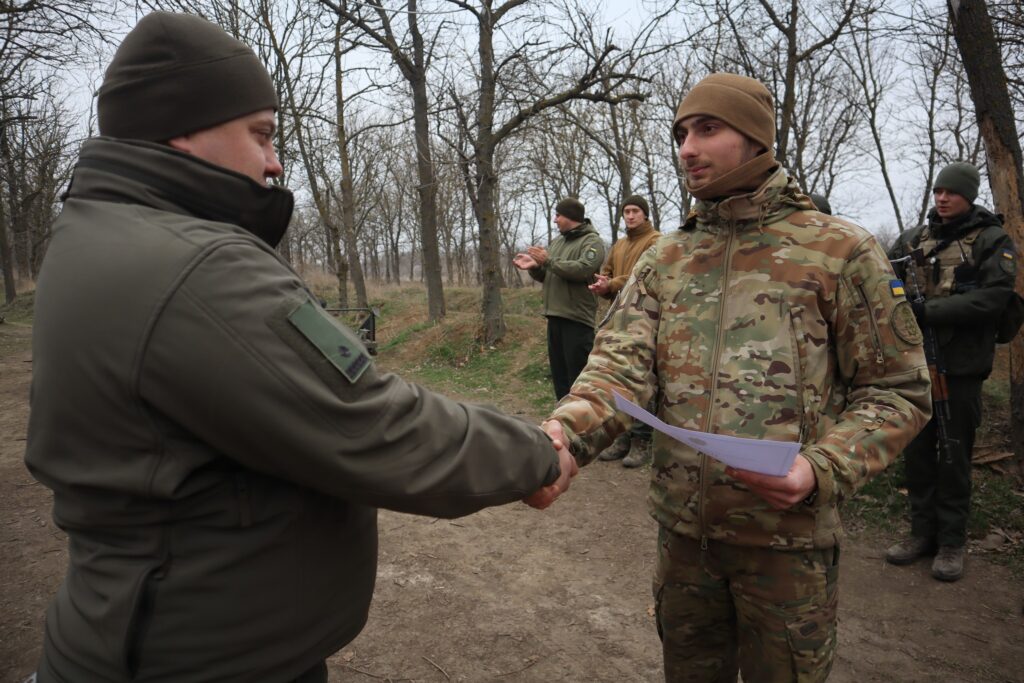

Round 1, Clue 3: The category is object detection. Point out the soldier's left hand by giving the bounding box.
[512,252,538,270]
[526,245,548,265]
[725,455,818,510]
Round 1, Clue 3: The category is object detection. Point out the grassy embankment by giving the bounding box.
[3,283,1021,571]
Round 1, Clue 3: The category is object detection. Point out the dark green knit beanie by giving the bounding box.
[934,162,980,204]
[98,12,278,141]
[555,197,585,223]
[621,194,650,217]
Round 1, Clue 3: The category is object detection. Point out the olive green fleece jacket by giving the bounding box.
[26,138,560,683]
[528,220,605,327]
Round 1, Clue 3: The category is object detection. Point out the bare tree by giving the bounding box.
[320,0,448,321]
[442,0,646,343]
[0,1,112,303]
[843,9,907,230]
[948,0,1024,466]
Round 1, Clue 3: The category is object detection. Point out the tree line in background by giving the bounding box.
[1,0,1023,454]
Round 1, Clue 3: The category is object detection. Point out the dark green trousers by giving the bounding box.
[904,375,983,548]
[546,316,594,400]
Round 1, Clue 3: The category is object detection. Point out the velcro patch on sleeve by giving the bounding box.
[1001,248,1017,276]
[288,300,370,384]
[889,279,905,298]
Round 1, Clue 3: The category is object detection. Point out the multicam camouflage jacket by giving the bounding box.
[550,169,932,550]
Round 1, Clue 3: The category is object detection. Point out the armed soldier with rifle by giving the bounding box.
[886,162,1020,582]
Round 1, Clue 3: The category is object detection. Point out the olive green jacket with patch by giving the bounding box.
[528,220,605,328]
[889,205,1017,378]
[26,138,559,683]
[550,169,931,550]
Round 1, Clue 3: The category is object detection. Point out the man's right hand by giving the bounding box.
[588,274,611,296]
[523,421,579,510]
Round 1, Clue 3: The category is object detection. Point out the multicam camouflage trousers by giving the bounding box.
[653,526,840,683]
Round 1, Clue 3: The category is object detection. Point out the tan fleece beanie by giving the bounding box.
[672,73,775,152]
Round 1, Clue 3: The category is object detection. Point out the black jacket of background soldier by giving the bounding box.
[889,205,1018,378]
[26,138,560,682]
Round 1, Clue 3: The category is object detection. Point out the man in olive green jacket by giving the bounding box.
[513,197,605,400]
[25,13,574,683]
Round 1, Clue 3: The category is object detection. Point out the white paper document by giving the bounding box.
[613,392,800,477]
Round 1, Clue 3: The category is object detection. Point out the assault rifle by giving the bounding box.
[891,249,957,464]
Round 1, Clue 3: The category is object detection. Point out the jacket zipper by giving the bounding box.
[699,228,736,551]
[855,283,885,369]
[788,305,809,443]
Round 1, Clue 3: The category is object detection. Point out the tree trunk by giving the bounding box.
[948,0,1024,468]
[407,2,445,320]
[475,15,506,344]
[334,22,369,308]
[0,197,15,304]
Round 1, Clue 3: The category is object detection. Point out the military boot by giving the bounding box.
[598,433,631,461]
[621,437,652,468]
[931,546,965,582]
[885,536,936,565]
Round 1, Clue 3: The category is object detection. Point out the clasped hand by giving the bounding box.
[512,246,548,271]
[523,420,579,510]
[588,274,611,296]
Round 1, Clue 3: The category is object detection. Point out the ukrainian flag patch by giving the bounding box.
[1002,249,1015,260]
[890,279,905,297]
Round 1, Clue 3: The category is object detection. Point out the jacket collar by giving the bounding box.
[926,204,1001,239]
[561,218,597,239]
[625,220,655,239]
[689,167,813,233]
[64,137,294,247]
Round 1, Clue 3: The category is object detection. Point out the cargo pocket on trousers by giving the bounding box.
[784,547,839,683]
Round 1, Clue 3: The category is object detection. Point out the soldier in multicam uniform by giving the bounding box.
[885,162,1019,582]
[542,73,931,682]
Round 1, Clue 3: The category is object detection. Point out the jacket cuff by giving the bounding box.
[800,448,836,508]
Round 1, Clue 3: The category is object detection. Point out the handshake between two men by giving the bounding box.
[523,418,820,512]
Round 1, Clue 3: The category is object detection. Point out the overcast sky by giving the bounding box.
[60,0,999,242]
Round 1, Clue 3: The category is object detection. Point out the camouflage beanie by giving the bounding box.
[555,197,586,223]
[621,194,650,217]
[672,73,775,152]
[934,162,980,204]
[808,193,832,215]
[98,12,278,141]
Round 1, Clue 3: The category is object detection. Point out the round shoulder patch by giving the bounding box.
[892,300,924,346]
[999,249,1016,276]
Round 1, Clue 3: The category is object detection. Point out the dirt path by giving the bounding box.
[1,324,1022,682]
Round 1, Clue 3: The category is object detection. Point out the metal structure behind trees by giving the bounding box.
[327,306,380,356]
